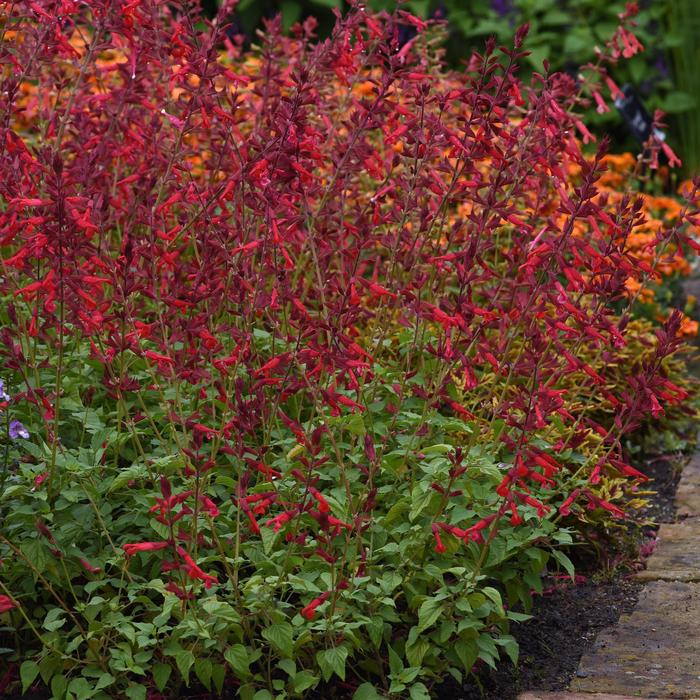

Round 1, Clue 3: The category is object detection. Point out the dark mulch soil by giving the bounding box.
[634,453,683,524]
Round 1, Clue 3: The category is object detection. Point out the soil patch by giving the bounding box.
[634,454,683,525]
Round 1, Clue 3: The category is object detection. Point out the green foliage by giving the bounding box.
[667,0,700,176]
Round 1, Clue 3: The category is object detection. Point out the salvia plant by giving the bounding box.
[0,1,697,699]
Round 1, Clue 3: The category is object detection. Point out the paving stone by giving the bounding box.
[676,454,700,519]
[518,694,698,700]
[570,581,700,698]
[635,568,700,582]
[634,521,700,582]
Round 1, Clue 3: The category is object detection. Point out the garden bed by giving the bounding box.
[2,3,699,699]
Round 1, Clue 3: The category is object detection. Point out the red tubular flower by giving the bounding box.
[122,541,170,557]
[266,509,298,533]
[559,489,581,516]
[144,350,175,367]
[175,546,218,589]
[308,487,330,513]
[79,558,102,574]
[199,495,220,517]
[508,501,523,526]
[431,524,446,553]
[300,591,330,620]
[165,582,194,600]
[0,595,17,614]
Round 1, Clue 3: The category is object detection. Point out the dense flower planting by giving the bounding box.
[0,2,698,698]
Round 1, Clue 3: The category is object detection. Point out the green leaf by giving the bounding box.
[662,91,697,114]
[21,540,48,575]
[406,0,429,16]
[495,635,519,665]
[259,524,278,556]
[1,485,26,501]
[563,27,595,55]
[507,611,533,623]
[353,682,384,699]
[409,487,433,522]
[194,658,212,691]
[481,586,504,613]
[291,670,318,693]
[316,646,348,682]
[477,633,499,669]
[153,597,177,628]
[200,598,239,623]
[224,644,251,678]
[212,664,225,695]
[125,684,147,700]
[387,645,403,677]
[173,649,194,684]
[485,537,507,568]
[21,440,49,460]
[367,618,384,648]
[409,682,431,700]
[262,622,294,658]
[20,660,40,693]
[67,676,95,700]
[344,412,366,436]
[455,637,478,672]
[278,658,296,676]
[94,673,115,691]
[51,674,68,699]
[280,0,301,30]
[239,684,256,700]
[108,463,149,493]
[420,443,454,456]
[382,500,409,528]
[405,638,430,668]
[39,655,62,685]
[551,549,576,581]
[153,663,172,693]
[43,608,66,632]
[416,597,444,634]
[526,44,550,69]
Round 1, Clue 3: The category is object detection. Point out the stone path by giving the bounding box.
[519,453,700,700]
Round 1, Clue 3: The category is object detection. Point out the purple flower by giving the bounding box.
[654,54,670,80]
[491,0,513,16]
[9,420,29,440]
[0,380,9,402]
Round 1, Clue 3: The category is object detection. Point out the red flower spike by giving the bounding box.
[123,542,170,557]
[0,595,18,614]
[300,591,330,620]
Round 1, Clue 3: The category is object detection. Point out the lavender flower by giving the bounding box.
[9,420,29,440]
[491,0,513,16]
[0,379,9,402]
